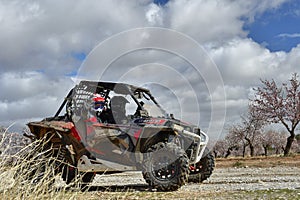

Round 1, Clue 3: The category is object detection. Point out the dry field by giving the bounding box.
[1,154,299,200]
[86,155,300,199]
[215,154,300,168]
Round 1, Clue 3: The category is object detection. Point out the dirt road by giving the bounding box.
[92,166,300,191]
[2,156,300,199]
[88,160,300,199]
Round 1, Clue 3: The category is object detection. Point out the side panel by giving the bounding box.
[136,126,175,153]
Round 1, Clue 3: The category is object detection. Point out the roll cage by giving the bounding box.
[54,81,166,120]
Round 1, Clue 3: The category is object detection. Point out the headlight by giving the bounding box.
[200,132,207,142]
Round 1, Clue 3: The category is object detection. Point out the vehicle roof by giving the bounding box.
[78,80,150,95]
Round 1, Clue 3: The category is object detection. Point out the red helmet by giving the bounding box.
[92,94,105,110]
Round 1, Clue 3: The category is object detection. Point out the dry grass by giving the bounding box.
[215,154,300,168]
[0,128,91,200]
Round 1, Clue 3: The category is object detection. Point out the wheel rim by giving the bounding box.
[151,154,178,181]
[189,162,202,174]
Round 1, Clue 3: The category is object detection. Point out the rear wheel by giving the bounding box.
[188,148,215,183]
[60,151,95,189]
[142,142,189,191]
[62,166,95,187]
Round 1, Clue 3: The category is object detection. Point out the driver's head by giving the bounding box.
[110,96,129,112]
[92,94,105,111]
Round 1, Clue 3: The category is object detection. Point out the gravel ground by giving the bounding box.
[1,166,299,199]
[92,167,300,191]
[89,166,300,199]
[185,167,300,192]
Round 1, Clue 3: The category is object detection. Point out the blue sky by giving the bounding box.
[73,0,300,63]
[246,0,300,52]
[154,0,169,6]
[153,0,300,52]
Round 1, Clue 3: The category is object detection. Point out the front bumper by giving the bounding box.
[173,124,208,164]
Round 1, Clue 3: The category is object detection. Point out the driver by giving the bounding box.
[100,96,129,124]
[88,94,106,122]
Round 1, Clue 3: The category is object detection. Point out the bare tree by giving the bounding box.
[229,106,265,157]
[0,126,6,133]
[223,130,242,158]
[212,140,228,158]
[228,125,248,157]
[242,106,265,156]
[260,130,287,156]
[260,130,274,156]
[251,73,300,156]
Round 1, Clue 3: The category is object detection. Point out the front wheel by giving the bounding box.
[142,142,189,191]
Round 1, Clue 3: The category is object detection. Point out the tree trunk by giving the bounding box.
[284,133,295,156]
[263,145,268,156]
[242,145,246,157]
[244,138,253,157]
[213,150,218,158]
[249,143,254,157]
[225,147,232,158]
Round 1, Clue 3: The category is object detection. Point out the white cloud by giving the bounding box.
[277,33,300,38]
[146,3,163,25]
[209,38,288,85]
[0,0,298,138]
[0,0,148,72]
[165,0,288,42]
[166,0,246,42]
[0,72,73,122]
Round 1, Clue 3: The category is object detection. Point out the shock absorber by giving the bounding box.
[57,145,68,162]
[53,145,68,173]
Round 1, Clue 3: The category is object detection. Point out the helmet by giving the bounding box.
[92,94,105,111]
[110,96,129,124]
[110,96,129,106]
[110,96,129,110]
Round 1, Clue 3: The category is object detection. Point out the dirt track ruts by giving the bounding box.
[91,166,300,192]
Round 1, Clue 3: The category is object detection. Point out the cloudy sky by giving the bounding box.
[0,0,299,139]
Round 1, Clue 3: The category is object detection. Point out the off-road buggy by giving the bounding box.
[24,81,214,191]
